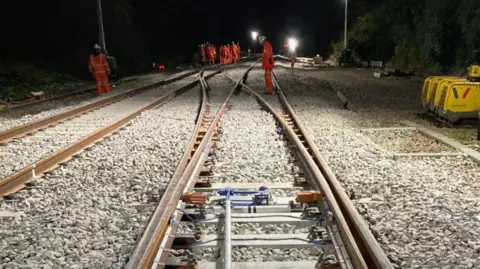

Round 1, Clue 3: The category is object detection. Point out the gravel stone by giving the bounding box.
[210,92,295,183]
[171,247,321,262]
[180,222,310,235]
[363,129,456,153]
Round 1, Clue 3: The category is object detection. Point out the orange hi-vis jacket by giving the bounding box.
[89,54,110,75]
[261,41,274,70]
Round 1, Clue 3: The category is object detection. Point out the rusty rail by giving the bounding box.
[269,72,393,269]
[126,65,254,269]
[0,69,223,199]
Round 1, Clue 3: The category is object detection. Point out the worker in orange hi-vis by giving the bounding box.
[231,42,238,63]
[225,45,230,64]
[209,45,215,64]
[232,42,238,63]
[258,36,274,94]
[224,45,228,64]
[88,44,111,96]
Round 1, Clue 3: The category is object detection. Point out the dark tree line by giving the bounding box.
[332,0,480,74]
[0,0,153,78]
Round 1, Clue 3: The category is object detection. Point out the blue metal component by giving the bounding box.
[275,127,283,134]
[217,187,271,206]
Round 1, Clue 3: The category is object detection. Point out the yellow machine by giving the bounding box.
[422,76,460,112]
[421,76,438,109]
[468,65,480,81]
[422,65,480,124]
[437,82,480,122]
[431,78,465,112]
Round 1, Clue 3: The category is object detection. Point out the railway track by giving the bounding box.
[0,68,224,199]
[126,64,393,269]
[0,71,197,134]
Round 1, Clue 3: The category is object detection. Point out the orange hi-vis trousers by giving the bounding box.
[265,69,273,94]
[95,73,111,96]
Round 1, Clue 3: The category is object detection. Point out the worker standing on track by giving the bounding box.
[88,44,111,96]
[258,36,274,94]
[220,45,225,64]
[225,45,231,64]
[207,43,214,65]
[231,42,238,64]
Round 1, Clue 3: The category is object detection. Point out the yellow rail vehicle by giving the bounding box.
[437,82,480,122]
[421,76,459,112]
[421,65,480,124]
[431,78,465,112]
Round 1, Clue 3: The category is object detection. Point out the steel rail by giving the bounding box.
[271,72,394,269]
[238,81,368,269]
[0,68,212,143]
[126,64,254,269]
[0,69,223,199]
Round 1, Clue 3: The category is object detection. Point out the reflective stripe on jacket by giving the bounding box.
[89,54,110,74]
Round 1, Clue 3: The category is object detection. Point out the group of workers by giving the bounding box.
[88,34,275,98]
[199,42,241,65]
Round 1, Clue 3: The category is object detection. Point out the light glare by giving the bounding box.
[288,38,298,52]
[251,31,258,40]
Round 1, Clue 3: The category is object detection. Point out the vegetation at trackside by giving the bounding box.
[331,0,480,74]
[0,63,89,101]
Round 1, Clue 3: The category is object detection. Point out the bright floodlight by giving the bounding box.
[288,38,298,52]
[251,31,258,41]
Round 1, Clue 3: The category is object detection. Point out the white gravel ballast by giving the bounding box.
[0,71,177,133]
[0,85,202,268]
[275,69,480,269]
[212,92,295,184]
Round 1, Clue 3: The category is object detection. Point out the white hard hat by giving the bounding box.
[94,44,101,50]
[258,36,266,45]
[316,54,320,57]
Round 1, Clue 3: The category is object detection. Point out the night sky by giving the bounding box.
[135,0,346,56]
[0,0,347,73]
